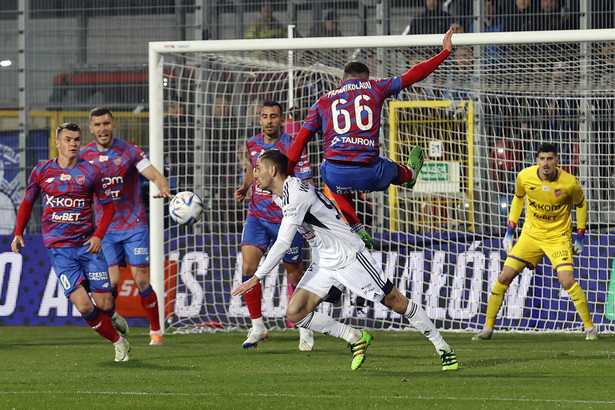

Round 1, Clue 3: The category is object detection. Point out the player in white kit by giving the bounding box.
[232,149,458,371]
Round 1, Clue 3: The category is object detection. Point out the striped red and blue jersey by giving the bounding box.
[302,77,402,163]
[246,132,312,222]
[24,158,111,248]
[288,49,450,169]
[81,138,150,231]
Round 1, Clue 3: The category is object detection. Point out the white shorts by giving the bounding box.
[297,249,392,303]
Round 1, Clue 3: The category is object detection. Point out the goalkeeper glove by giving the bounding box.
[573,228,585,255]
[502,220,516,254]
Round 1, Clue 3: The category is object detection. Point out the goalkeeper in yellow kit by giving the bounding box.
[473,143,598,341]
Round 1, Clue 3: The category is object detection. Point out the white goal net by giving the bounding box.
[149,30,615,334]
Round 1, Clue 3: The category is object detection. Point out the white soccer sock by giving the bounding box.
[295,311,362,343]
[404,300,450,352]
[251,316,266,330]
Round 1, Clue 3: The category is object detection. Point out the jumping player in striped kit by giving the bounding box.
[234,100,315,351]
[81,107,173,346]
[287,29,454,246]
[233,150,458,371]
[12,122,131,362]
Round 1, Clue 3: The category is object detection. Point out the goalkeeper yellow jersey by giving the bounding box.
[516,165,585,238]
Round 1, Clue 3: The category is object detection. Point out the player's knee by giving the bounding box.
[286,269,303,287]
[558,274,575,290]
[96,297,115,313]
[286,302,307,324]
[498,268,517,286]
[286,307,302,324]
[133,271,150,291]
[76,304,95,317]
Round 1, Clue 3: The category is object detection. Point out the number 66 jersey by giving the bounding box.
[297,49,449,165]
[301,77,400,164]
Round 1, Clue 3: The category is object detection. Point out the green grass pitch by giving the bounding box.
[1,326,614,409]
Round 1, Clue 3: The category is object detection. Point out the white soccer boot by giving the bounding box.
[114,337,131,362]
[471,327,493,341]
[298,328,315,351]
[242,327,269,349]
[111,311,129,337]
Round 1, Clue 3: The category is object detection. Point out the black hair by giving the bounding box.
[89,106,113,119]
[258,149,288,177]
[342,61,370,81]
[261,100,284,115]
[55,122,81,138]
[537,142,558,157]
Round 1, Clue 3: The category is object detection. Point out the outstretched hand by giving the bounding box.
[443,28,453,52]
[232,276,260,296]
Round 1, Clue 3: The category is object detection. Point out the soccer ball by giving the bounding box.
[169,191,204,225]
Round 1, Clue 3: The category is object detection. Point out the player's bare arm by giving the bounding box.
[141,165,173,199]
[11,235,24,253]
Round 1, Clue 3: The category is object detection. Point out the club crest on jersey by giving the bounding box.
[114,157,122,166]
[60,174,71,181]
[99,155,109,162]
[76,175,85,185]
[555,189,562,197]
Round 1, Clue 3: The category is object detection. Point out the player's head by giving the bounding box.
[89,106,116,150]
[255,149,288,191]
[55,122,82,161]
[260,100,284,139]
[536,142,559,180]
[342,61,370,82]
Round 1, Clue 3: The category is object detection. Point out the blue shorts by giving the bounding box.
[102,227,150,268]
[241,215,303,263]
[321,157,398,194]
[47,246,111,297]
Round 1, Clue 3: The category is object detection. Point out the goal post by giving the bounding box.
[149,29,615,334]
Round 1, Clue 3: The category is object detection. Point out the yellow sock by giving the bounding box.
[485,281,509,329]
[566,282,594,329]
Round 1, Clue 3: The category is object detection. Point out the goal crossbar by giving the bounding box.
[149,29,615,334]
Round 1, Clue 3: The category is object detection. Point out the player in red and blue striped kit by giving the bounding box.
[12,122,131,362]
[234,100,315,351]
[81,107,173,346]
[288,29,454,246]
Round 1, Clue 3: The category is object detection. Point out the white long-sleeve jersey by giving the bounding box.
[254,176,366,280]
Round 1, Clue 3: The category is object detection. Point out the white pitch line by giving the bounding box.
[1,391,614,405]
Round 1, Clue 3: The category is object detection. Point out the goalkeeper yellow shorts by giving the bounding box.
[505,231,574,273]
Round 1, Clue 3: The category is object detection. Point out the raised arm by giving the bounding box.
[401,28,453,88]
